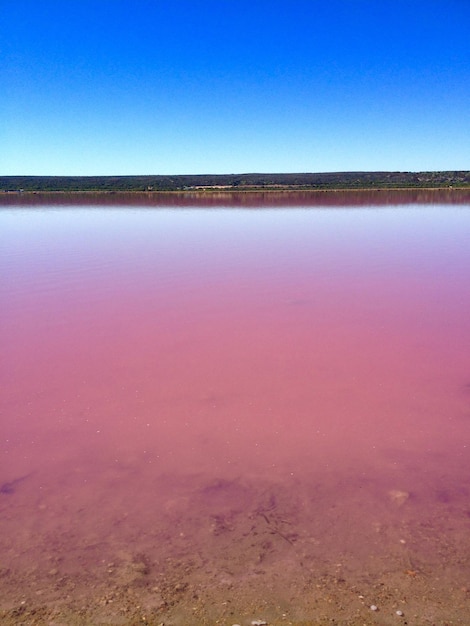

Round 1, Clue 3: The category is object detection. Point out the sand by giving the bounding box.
[1,456,470,626]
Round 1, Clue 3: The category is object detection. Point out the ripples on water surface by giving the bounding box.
[1,191,470,624]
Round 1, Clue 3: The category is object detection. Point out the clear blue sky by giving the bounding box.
[1,0,469,175]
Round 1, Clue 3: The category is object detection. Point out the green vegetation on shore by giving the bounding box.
[1,171,469,193]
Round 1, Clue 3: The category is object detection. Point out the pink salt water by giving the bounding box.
[1,191,470,624]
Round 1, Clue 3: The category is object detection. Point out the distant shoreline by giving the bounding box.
[2,186,470,194]
[1,171,469,193]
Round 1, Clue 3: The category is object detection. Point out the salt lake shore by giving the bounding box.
[1,463,470,625]
[1,170,469,194]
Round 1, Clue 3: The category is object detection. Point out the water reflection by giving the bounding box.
[1,194,470,623]
[1,187,469,208]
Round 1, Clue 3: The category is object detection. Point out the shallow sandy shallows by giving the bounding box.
[1,453,470,626]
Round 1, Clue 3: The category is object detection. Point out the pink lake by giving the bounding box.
[1,191,470,625]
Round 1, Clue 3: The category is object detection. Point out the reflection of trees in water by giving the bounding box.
[1,188,469,208]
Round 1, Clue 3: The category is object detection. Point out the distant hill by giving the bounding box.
[1,171,469,192]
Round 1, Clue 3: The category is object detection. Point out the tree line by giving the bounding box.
[1,171,469,192]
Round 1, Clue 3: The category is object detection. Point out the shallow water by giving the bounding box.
[1,191,470,624]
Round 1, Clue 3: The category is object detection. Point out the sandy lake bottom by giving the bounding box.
[1,192,470,625]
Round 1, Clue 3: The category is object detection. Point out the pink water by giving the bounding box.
[1,192,470,622]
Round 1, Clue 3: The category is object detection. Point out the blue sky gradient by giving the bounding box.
[1,1,469,175]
